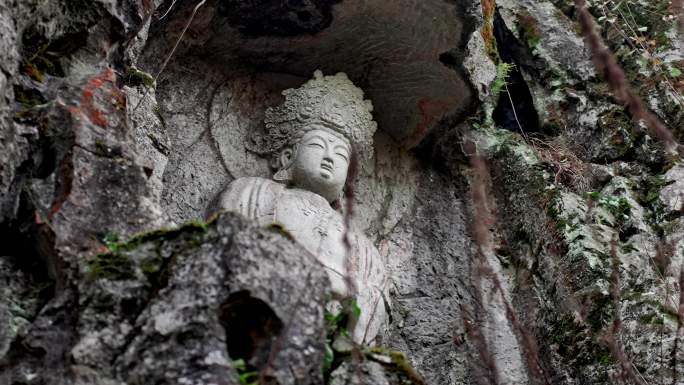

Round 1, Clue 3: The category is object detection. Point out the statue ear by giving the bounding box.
[279,148,294,169]
[273,147,294,182]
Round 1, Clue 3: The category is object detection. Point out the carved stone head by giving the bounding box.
[248,71,377,202]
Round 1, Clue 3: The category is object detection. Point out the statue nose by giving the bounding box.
[322,152,334,168]
[323,148,334,163]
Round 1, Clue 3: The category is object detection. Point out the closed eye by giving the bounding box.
[336,152,349,161]
[307,142,325,149]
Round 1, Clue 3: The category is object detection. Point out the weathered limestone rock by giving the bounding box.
[2,213,330,385]
[329,355,424,385]
[0,258,50,361]
[474,126,684,384]
[0,0,27,223]
[3,0,684,384]
[660,164,684,213]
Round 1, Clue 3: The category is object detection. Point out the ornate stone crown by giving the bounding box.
[247,71,377,164]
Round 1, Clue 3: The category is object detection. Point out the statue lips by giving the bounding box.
[320,160,334,178]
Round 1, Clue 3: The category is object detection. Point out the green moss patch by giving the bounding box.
[13,85,49,129]
[267,222,295,241]
[549,314,615,367]
[20,42,66,82]
[124,67,155,88]
[88,220,211,281]
[108,220,210,253]
[366,347,426,385]
[87,252,136,280]
[596,109,637,156]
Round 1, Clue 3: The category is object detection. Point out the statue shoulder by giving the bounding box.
[223,176,281,194]
[217,177,284,222]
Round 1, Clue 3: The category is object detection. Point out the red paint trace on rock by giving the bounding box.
[78,68,117,128]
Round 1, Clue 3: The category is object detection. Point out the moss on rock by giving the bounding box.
[124,66,155,88]
[86,252,136,280]
[87,220,211,281]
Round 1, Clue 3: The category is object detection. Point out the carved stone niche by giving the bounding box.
[130,0,480,382]
[135,0,477,224]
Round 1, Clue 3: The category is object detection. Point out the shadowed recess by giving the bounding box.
[218,0,342,36]
[219,291,284,369]
[492,10,540,135]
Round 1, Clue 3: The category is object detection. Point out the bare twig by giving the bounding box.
[465,137,551,385]
[342,146,359,300]
[598,2,684,108]
[574,0,682,157]
[133,0,208,112]
[503,82,528,140]
[340,146,364,382]
[461,304,500,385]
[604,235,647,385]
[529,136,589,192]
[464,137,500,385]
[159,0,178,20]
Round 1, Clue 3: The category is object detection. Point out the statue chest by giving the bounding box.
[272,190,348,294]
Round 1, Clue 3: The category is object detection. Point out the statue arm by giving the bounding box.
[216,177,280,224]
[352,234,390,345]
[216,177,254,217]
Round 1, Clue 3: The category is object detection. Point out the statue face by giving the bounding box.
[284,128,351,202]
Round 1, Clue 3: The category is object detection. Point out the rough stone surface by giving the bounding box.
[660,164,684,212]
[2,213,329,385]
[2,0,684,384]
[329,359,416,385]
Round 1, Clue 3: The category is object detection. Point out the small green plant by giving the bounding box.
[232,359,257,385]
[588,192,632,221]
[491,62,515,97]
[323,298,361,374]
[124,66,155,88]
[638,175,669,206]
[103,232,121,252]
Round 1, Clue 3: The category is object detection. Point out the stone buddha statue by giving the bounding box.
[216,71,388,344]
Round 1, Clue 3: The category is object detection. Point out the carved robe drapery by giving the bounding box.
[218,177,388,344]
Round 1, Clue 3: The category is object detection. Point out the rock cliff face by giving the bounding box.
[1,0,683,384]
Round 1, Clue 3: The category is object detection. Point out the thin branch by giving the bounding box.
[600,3,684,108]
[574,0,682,156]
[133,0,208,112]
[503,82,528,140]
[465,137,551,385]
[159,0,178,20]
